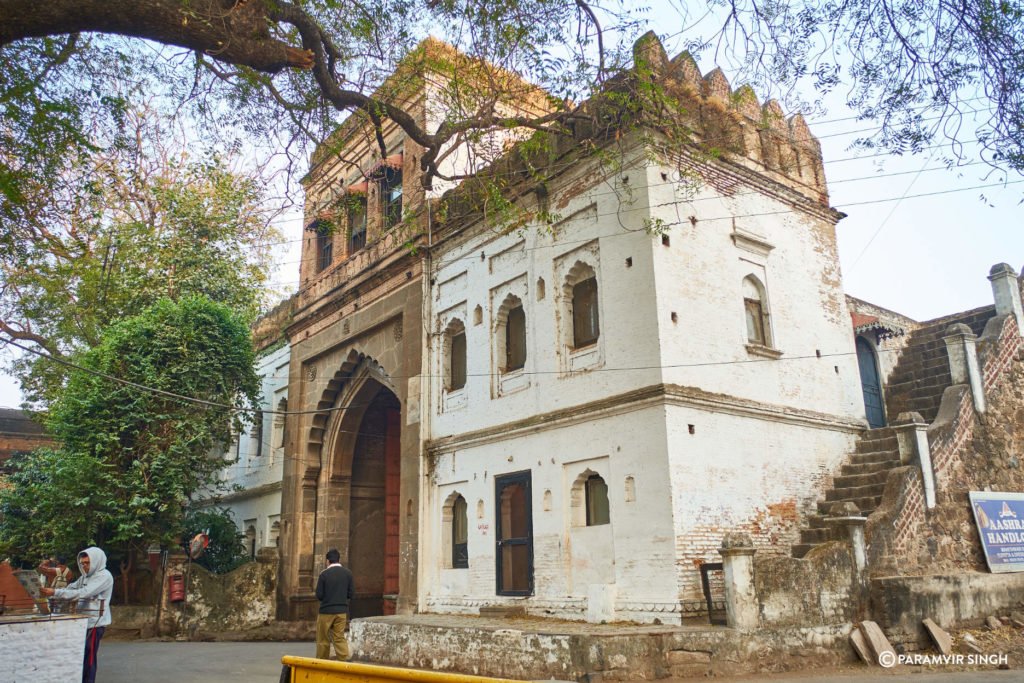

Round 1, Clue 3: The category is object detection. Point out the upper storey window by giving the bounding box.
[380,167,403,229]
[347,195,367,254]
[743,275,771,347]
[504,302,526,372]
[572,276,600,349]
[444,319,467,392]
[311,219,333,273]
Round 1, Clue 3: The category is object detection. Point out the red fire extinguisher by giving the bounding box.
[168,574,185,602]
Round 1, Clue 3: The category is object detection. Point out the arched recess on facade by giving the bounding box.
[569,467,610,527]
[322,358,401,482]
[561,260,600,350]
[303,349,400,483]
[495,293,526,373]
[303,348,403,618]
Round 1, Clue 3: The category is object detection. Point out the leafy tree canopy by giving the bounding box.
[0,106,281,408]
[0,295,260,561]
[0,0,1019,213]
[688,1,1024,172]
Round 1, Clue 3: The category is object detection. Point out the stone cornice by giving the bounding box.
[287,242,423,338]
[425,383,865,454]
[664,143,846,225]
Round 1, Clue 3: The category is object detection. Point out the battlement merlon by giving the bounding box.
[628,31,829,205]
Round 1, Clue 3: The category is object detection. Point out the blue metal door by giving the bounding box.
[856,337,886,428]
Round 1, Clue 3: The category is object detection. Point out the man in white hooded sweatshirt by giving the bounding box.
[40,546,114,683]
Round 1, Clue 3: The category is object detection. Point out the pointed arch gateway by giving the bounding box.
[305,350,403,617]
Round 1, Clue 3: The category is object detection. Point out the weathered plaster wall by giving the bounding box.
[665,403,859,599]
[349,614,856,680]
[0,615,88,682]
[427,151,664,440]
[425,405,679,623]
[647,157,864,421]
[754,541,862,628]
[873,572,1024,647]
[159,549,277,635]
[422,133,864,620]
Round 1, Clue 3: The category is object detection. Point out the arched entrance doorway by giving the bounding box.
[856,337,886,429]
[345,388,401,617]
[288,350,410,621]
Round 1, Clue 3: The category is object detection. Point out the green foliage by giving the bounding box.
[0,108,280,409]
[182,508,250,575]
[0,296,261,561]
[0,36,128,237]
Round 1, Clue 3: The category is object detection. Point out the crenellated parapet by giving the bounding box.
[630,32,828,203]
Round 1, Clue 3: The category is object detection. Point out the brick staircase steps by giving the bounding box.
[832,470,891,489]
[884,374,952,394]
[799,527,831,544]
[840,460,899,477]
[850,449,899,463]
[825,483,886,502]
[855,436,898,453]
[815,496,881,516]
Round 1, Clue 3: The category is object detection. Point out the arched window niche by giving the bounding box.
[563,262,600,350]
[570,469,611,527]
[442,492,469,569]
[443,319,467,392]
[495,294,527,374]
[743,275,782,358]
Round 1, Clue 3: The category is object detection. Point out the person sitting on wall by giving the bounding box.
[315,548,354,661]
[38,555,72,589]
[40,547,113,683]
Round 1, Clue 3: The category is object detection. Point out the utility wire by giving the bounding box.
[268,170,1021,286]
[3,335,911,419]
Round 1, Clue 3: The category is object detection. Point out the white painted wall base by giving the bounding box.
[0,615,88,682]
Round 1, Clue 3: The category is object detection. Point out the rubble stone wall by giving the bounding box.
[754,541,864,628]
[159,548,278,635]
[872,572,1024,648]
[350,614,856,680]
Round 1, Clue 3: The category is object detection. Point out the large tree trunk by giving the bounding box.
[0,0,313,72]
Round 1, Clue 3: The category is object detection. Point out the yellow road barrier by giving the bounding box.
[281,656,535,683]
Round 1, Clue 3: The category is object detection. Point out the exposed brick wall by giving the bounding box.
[981,313,1023,393]
[929,390,975,487]
[0,409,55,468]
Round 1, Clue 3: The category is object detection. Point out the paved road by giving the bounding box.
[99,641,1022,682]
[103,641,313,682]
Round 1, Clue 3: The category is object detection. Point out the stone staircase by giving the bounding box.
[791,305,997,558]
[883,305,996,424]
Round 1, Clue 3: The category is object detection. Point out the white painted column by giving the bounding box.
[943,324,986,414]
[718,532,758,631]
[894,411,936,509]
[989,263,1024,338]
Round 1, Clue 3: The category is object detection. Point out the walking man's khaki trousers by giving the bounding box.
[315,612,350,660]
